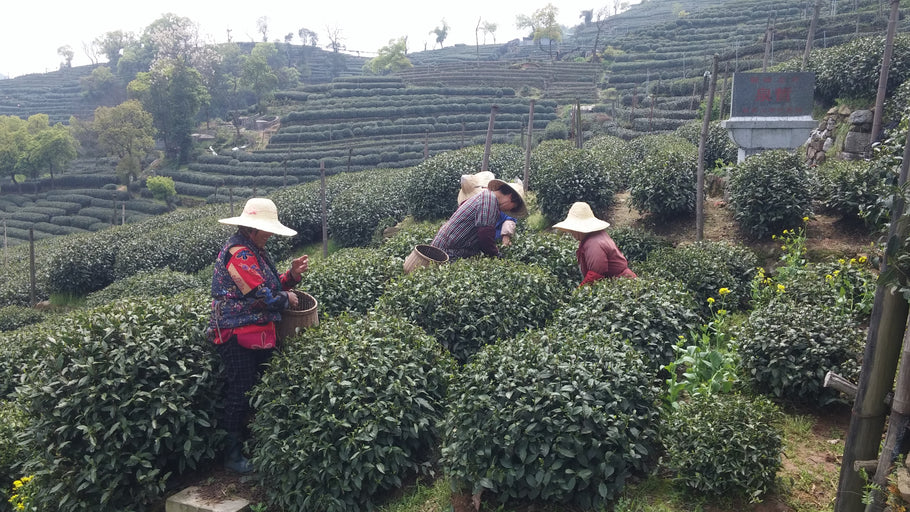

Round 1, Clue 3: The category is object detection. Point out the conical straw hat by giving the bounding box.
[552,202,609,233]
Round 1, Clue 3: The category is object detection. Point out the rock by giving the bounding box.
[838,104,852,116]
[897,465,910,502]
[844,131,872,154]
[849,109,874,126]
[34,300,52,311]
[822,138,834,152]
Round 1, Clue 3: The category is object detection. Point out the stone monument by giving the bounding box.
[721,72,818,162]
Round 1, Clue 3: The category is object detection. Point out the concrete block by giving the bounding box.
[166,486,250,512]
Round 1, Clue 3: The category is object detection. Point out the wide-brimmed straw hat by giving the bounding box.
[488,178,528,218]
[457,171,496,204]
[218,197,297,237]
[552,202,610,233]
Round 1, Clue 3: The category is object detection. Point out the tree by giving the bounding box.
[0,116,29,187]
[128,59,209,163]
[365,37,412,75]
[93,100,156,185]
[241,43,280,111]
[325,25,345,53]
[146,175,177,205]
[57,45,74,68]
[257,16,270,43]
[298,27,318,46]
[516,4,563,59]
[93,30,136,68]
[20,122,77,186]
[430,19,450,49]
[590,6,612,60]
[80,66,125,106]
[481,21,498,44]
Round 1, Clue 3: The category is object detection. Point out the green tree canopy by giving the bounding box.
[93,100,157,185]
[365,37,413,75]
[516,3,563,59]
[18,120,77,185]
[430,19,450,49]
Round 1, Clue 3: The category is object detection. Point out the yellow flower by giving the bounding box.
[777,284,786,293]
[707,297,715,304]
[838,259,845,265]
[803,216,809,222]
[781,245,787,251]
[717,309,728,315]
[825,274,833,281]
[859,256,867,263]
[833,270,840,277]
[718,287,731,296]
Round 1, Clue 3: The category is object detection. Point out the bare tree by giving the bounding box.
[481,21,498,44]
[325,25,345,53]
[82,40,99,65]
[257,16,270,43]
[298,27,319,46]
[57,45,74,68]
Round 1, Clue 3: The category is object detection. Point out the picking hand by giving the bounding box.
[291,254,309,280]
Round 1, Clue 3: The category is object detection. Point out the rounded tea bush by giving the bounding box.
[84,269,207,307]
[249,313,455,512]
[661,393,782,499]
[674,119,738,168]
[502,230,579,291]
[728,150,813,239]
[378,220,443,260]
[549,275,701,370]
[627,134,699,219]
[15,292,221,512]
[442,327,660,508]
[529,140,615,223]
[585,134,633,190]
[737,300,864,405]
[377,258,562,363]
[608,226,672,264]
[327,167,410,247]
[0,305,44,332]
[295,247,401,317]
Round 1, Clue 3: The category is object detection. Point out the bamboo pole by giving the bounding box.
[696,56,718,242]
[870,0,901,146]
[802,0,821,72]
[835,125,910,512]
[523,100,535,192]
[320,161,328,259]
[481,104,499,172]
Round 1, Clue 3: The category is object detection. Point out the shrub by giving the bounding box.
[737,300,864,405]
[637,241,757,316]
[443,327,660,508]
[627,134,699,219]
[674,120,738,168]
[84,269,207,307]
[0,305,44,332]
[249,313,455,512]
[815,158,886,226]
[378,221,442,260]
[806,33,910,104]
[585,134,633,190]
[529,140,615,223]
[661,393,782,499]
[728,150,813,239]
[608,226,672,264]
[146,175,177,203]
[15,292,221,512]
[549,276,701,370]
[42,228,125,296]
[502,230,579,291]
[377,258,562,363]
[296,247,401,317]
[328,168,409,247]
[542,120,569,140]
[403,145,525,221]
[0,400,29,503]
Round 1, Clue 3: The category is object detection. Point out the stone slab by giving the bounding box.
[165,486,250,512]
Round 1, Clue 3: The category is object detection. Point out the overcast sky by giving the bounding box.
[1,0,643,79]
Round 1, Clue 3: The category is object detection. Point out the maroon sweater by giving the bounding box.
[576,230,637,285]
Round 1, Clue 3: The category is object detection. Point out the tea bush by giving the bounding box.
[15,292,221,512]
[637,241,757,316]
[0,305,43,332]
[84,269,207,307]
[0,400,29,503]
[585,134,633,190]
[296,247,401,317]
[503,230,579,290]
[249,313,454,512]
[859,120,907,233]
[661,393,782,499]
[529,140,615,222]
[674,120,739,168]
[549,276,701,369]
[737,300,864,405]
[443,327,659,508]
[378,221,442,259]
[627,134,698,219]
[0,323,54,399]
[271,172,364,246]
[805,33,910,104]
[728,150,813,239]
[377,258,562,363]
[814,158,887,227]
[328,168,410,247]
[403,145,525,221]
[609,226,672,264]
[42,228,124,296]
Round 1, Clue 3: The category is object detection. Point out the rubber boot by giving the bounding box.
[224,431,254,474]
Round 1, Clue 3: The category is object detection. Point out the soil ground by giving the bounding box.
[161,194,875,512]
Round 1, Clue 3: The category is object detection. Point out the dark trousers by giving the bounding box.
[216,337,274,433]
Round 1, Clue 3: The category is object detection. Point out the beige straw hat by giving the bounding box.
[488,179,528,218]
[552,202,610,233]
[218,197,297,237]
[457,171,496,204]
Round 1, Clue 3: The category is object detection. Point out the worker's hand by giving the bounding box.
[287,291,299,308]
[501,235,512,247]
[290,254,309,280]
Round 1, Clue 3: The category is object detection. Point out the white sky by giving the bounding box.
[1,0,641,78]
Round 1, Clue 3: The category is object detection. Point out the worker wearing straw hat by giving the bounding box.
[456,171,518,247]
[433,177,527,261]
[207,197,309,474]
[553,201,637,286]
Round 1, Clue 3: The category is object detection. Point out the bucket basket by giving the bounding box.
[403,244,449,274]
[277,290,318,341]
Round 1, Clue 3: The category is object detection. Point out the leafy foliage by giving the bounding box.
[585,134,633,190]
[674,120,738,168]
[549,275,700,370]
[443,327,659,508]
[728,150,813,239]
[737,300,864,405]
[403,145,524,221]
[378,221,442,260]
[502,230,579,291]
[627,134,698,219]
[84,269,207,307]
[327,168,410,247]
[0,305,44,332]
[295,247,401,317]
[249,313,454,512]
[814,158,887,227]
[661,393,782,499]
[803,34,910,104]
[377,258,562,363]
[0,400,29,503]
[636,241,757,316]
[15,292,221,512]
[529,140,615,222]
[608,226,672,264]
